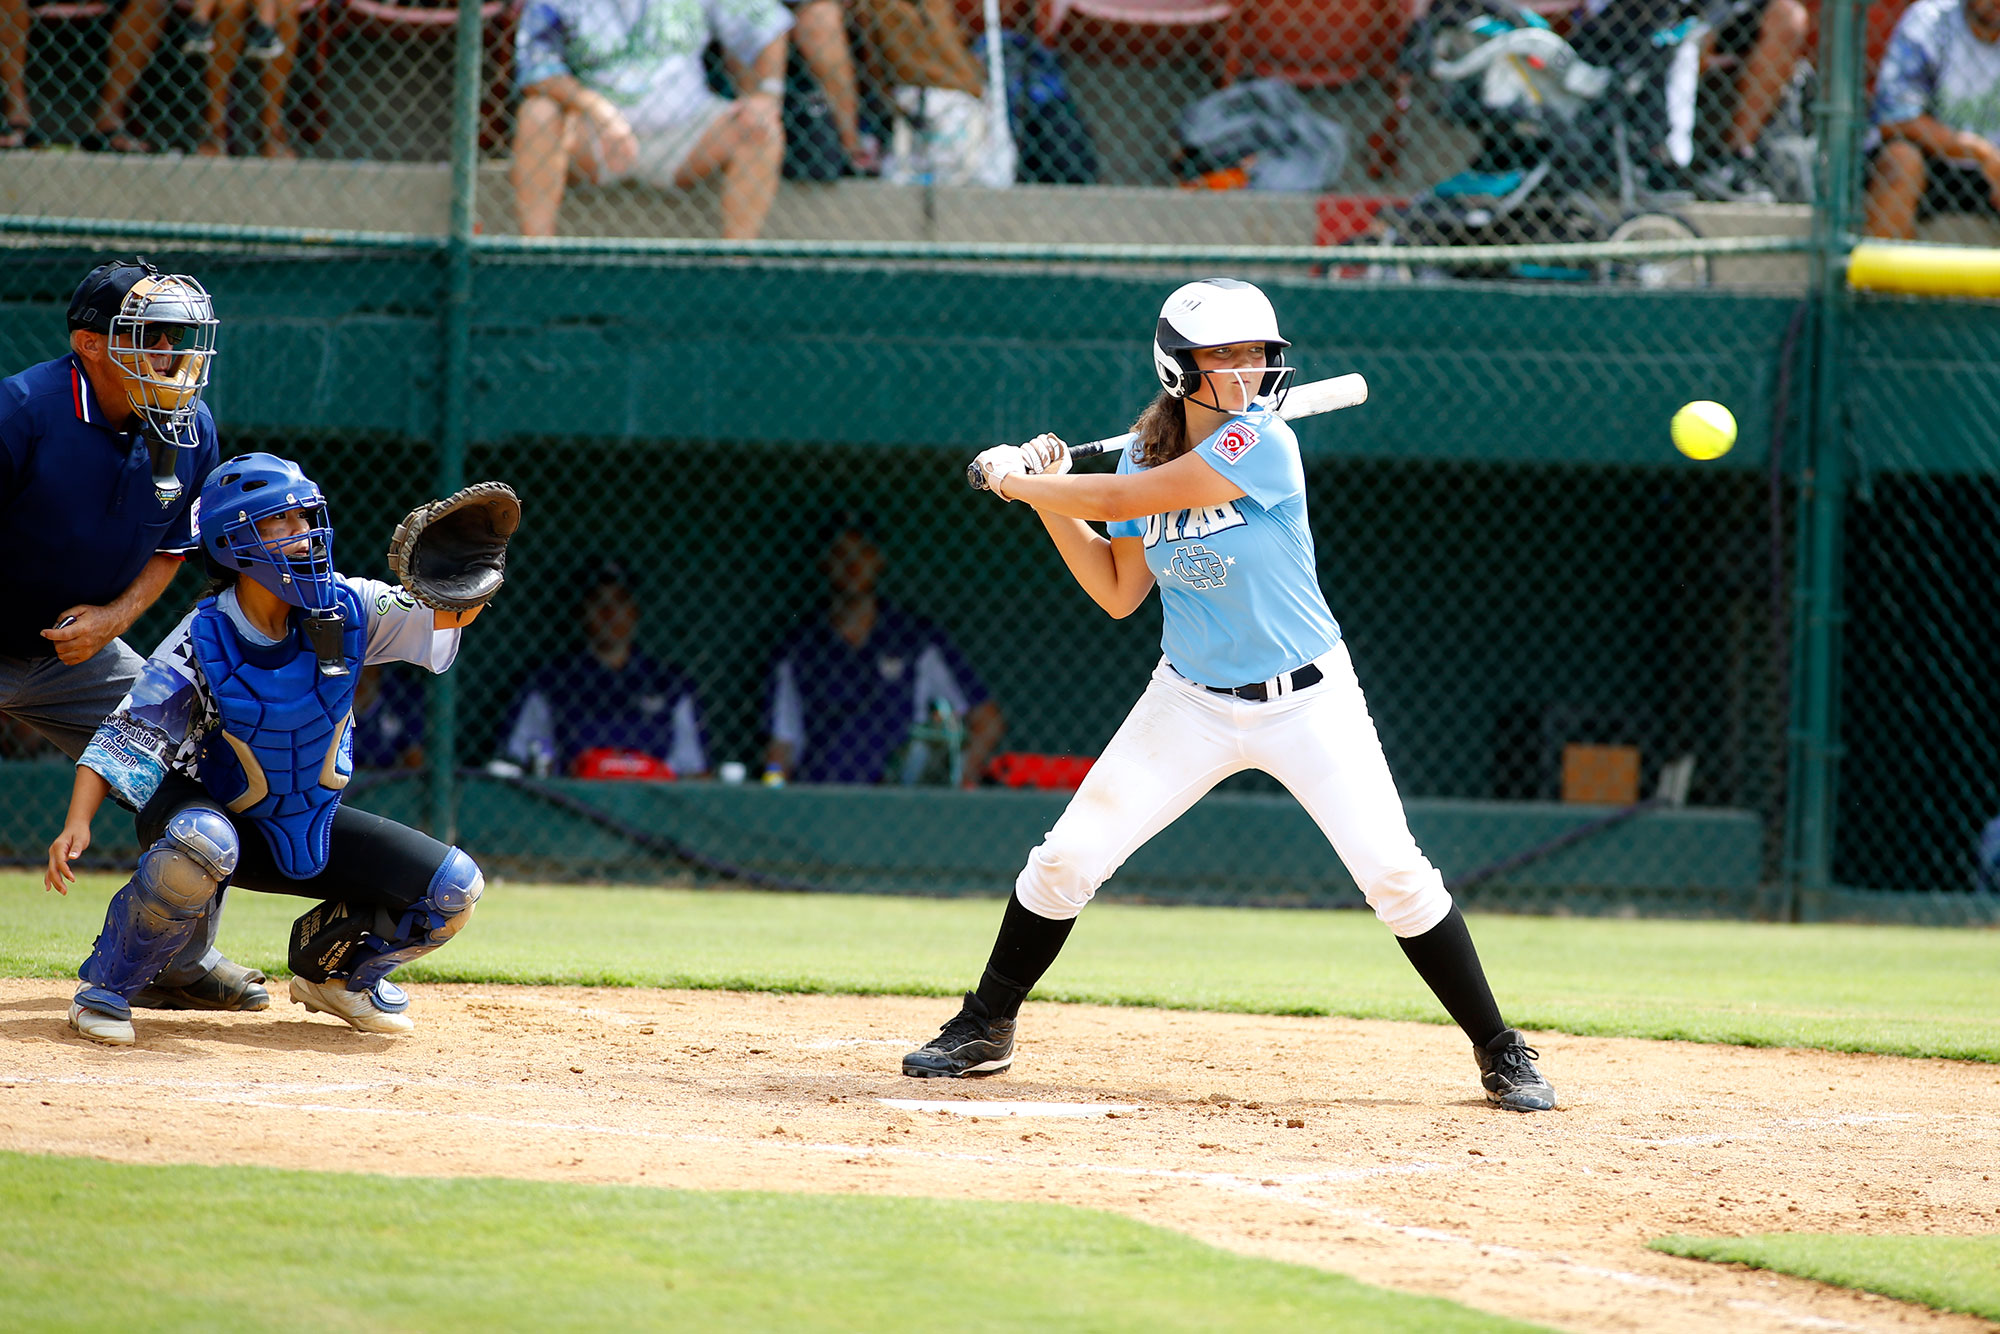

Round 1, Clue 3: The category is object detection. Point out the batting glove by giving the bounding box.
[1020,433,1072,477]
[974,445,1028,497]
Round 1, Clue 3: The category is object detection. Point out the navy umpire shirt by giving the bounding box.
[0,353,218,659]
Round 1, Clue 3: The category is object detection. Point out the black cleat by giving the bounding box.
[902,991,1015,1078]
[131,958,271,1012]
[1478,1029,1556,1112]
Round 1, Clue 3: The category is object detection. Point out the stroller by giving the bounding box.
[1360,0,1724,285]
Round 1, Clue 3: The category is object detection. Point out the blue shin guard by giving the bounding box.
[348,848,483,993]
[289,847,483,999]
[78,807,240,1015]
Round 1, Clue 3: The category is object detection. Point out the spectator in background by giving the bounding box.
[497,562,709,779]
[1975,810,2000,891]
[1,0,176,151]
[185,0,302,158]
[765,514,1002,786]
[1864,0,2000,238]
[351,663,427,770]
[848,0,1009,186]
[512,0,792,238]
[2,0,32,148]
[1573,0,1808,200]
[1697,0,1810,201]
[785,0,870,170]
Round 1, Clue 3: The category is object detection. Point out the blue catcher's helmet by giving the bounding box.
[200,453,339,615]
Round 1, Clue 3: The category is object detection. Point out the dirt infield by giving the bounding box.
[1,980,1995,1333]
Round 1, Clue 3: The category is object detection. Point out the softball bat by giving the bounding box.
[965,373,1370,491]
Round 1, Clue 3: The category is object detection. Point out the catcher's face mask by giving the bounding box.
[201,454,340,617]
[105,273,217,448]
[225,499,337,616]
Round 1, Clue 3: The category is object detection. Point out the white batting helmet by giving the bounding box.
[1151,278,1291,401]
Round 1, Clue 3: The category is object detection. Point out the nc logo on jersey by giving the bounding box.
[1142,501,1246,548]
[1212,421,1260,464]
[1169,544,1229,590]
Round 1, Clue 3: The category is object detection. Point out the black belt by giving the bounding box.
[1205,662,1324,702]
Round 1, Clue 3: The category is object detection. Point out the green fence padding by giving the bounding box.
[337,774,1764,904]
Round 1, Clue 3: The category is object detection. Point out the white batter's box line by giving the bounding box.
[0,1071,388,1097]
[879,1099,1138,1118]
[1723,1300,1873,1333]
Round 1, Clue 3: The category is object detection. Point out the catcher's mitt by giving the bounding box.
[387,481,522,612]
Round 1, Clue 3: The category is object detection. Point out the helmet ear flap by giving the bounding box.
[1153,338,1202,399]
[1258,345,1288,398]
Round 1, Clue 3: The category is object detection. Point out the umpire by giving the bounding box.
[0,257,268,1012]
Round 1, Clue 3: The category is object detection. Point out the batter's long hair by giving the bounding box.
[1129,390,1192,468]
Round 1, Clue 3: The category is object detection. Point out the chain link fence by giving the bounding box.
[1836,293,2000,899]
[3,0,1914,266]
[4,0,1999,919]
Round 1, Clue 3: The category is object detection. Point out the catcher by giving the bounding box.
[44,454,521,1045]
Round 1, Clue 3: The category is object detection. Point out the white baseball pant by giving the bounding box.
[1013,641,1454,937]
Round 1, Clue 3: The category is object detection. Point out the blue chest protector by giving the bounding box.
[189,583,365,879]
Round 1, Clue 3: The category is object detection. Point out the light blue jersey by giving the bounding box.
[1107,406,1341,687]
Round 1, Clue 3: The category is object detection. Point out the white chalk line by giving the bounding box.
[880,1098,1138,1118]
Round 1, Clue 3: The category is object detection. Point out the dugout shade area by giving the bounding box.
[1,250,1997,922]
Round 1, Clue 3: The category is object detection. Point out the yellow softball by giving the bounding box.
[1672,401,1737,461]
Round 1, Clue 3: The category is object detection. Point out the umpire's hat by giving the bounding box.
[66,257,161,333]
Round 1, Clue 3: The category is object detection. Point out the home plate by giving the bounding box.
[880,1099,1137,1118]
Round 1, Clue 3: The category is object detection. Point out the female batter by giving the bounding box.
[47,454,492,1046]
[904,279,1555,1111]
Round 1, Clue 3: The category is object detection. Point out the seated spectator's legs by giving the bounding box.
[256,0,298,157]
[514,90,639,237]
[195,0,241,154]
[1725,0,1808,157]
[674,95,785,240]
[1865,140,1929,239]
[1,0,30,146]
[513,94,573,237]
[791,0,861,162]
[92,0,170,151]
[198,0,297,156]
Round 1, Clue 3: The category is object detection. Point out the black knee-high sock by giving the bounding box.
[1396,906,1506,1048]
[973,893,1075,1020]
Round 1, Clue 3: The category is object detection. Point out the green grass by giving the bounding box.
[1651,1234,2000,1321]
[0,1151,1540,1333]
[9,873,1997,1060]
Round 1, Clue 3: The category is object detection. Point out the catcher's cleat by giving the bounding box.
[1478,1029,1557,1112]
[289,976,414,1035]
[131,958,270,1012]
[902,991,1015,1078]
[68,999,135,1046]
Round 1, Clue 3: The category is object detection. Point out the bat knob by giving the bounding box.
[965,460,988,491]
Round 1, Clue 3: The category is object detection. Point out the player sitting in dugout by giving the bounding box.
[494,561,709,781]
[764,515,1002,786]
[46,456,520,1046]
[511,0,793,239]
[1864,0,2000,238]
